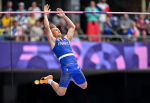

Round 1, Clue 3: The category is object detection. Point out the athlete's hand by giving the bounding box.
[44,4,51,15]
[56,8,66,17]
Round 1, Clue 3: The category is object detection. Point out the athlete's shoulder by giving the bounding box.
[63,37,69,42]
[63,35,67,39]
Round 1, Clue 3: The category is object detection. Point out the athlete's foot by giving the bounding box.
[40,75,53,84]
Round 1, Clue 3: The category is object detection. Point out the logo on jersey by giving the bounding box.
[58,42,69,46]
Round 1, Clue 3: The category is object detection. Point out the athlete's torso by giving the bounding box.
[52,38,77,66]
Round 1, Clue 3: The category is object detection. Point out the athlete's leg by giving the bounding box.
[50,68,72,96]
[71,78,87,89]
[40,75,68,96]
[50,80,67,96]
[72,67,87,89]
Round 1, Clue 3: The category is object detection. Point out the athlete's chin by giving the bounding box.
[56,34,62,37]
[59,33,62,36]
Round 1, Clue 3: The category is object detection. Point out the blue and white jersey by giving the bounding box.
[52,38,77,66]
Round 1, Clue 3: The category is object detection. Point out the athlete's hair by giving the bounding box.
[49,23,56,30]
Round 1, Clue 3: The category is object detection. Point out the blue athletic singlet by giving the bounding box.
[52,38,86,88]
[52,38,77,66]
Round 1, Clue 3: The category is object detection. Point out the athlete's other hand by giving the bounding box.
[44,4,51,15]
[56,8,66,17]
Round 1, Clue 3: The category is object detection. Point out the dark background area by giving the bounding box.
[1,71,150,103]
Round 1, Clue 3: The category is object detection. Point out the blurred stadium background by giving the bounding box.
[1,0,150,103]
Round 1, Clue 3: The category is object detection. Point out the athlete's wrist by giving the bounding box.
[62,15,67,18]
[44,14,48,16]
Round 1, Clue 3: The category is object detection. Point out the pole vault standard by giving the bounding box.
[0,11,150,15]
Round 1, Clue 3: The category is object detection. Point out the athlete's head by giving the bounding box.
[49,23,62,38]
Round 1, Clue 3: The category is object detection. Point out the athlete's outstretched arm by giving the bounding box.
[56,8,76,42]
[44,4,55,49]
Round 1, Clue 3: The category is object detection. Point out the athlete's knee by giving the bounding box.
[81,82,87,89]
[82,85,87,89]
[57,91,66,96]
[57,88,66,96]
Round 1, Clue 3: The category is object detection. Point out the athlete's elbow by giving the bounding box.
[72,25,76,29]
[45,25,50,29]
[69,25,76,29]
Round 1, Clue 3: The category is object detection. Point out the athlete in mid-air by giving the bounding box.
[40,4,87,96]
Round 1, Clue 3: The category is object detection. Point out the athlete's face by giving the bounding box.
[52,28,62,37]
